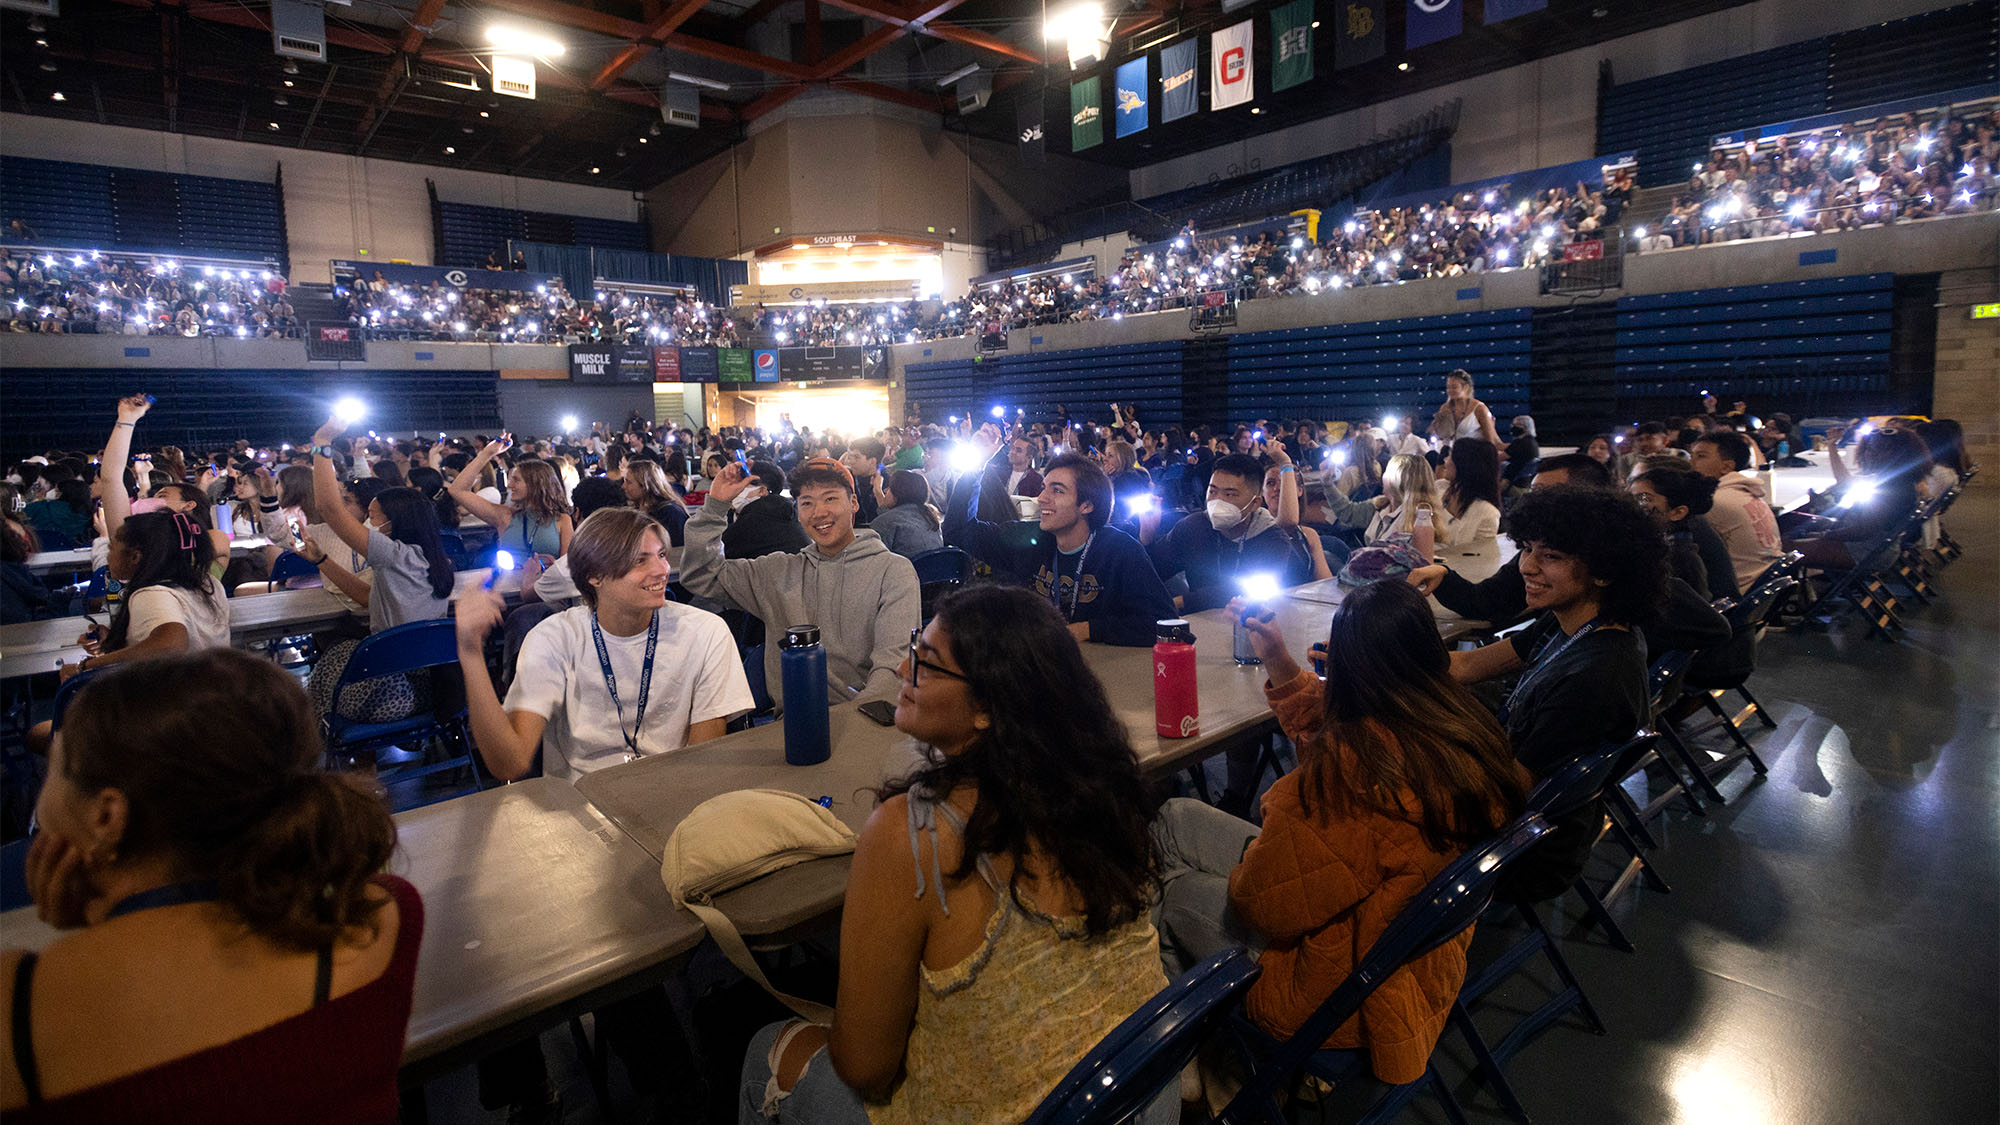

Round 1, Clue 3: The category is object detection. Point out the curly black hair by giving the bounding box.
[1505,484,1669,627]
[878,585,1159,937]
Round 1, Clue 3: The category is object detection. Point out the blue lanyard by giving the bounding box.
[591,612,659,755]
[1498,616,1603,727]
[1050,533,1095,621]
[517,512,538,554]
[106,879,219,920]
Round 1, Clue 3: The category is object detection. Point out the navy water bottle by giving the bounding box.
[780,624,831,766]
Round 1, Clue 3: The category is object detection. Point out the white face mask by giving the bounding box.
[1206,497,1248,531]
[731,485,765,511]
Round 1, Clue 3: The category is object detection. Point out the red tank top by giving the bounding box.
[10,874,423,1124]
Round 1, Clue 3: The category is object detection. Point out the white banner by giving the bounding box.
[1210,20,1254,110]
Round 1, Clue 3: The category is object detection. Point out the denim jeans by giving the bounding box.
[1152,797,1268,975]
[738,1023,869,1125]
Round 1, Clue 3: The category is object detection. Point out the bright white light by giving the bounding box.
[1043,2,1105,42]
[494,550,517,572]
[1239,573,1282,602]
[1332,448,1349,466]
[990,405,1007,418]
[486,25,565,56]
[1125,493,1156,515]
[333,397,368,425]
[561,414,578,432]
[1381,415,1397,433]
[949,443,985,474]
[1840,479,1878,508]
[1633,227,1647,239]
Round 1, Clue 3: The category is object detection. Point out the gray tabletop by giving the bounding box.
[575,705,926,939]
[392,777,702,1068]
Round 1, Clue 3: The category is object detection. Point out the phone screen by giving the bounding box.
[858,699,898,727]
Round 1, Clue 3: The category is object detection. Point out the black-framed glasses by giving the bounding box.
[907,628,972,686]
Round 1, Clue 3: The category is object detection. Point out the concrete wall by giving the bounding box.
[1933,268,2000,467]
[0,114,641,284]
[495,382,659,438]
[1128,0,1954,199]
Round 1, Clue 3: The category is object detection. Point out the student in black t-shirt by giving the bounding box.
[1445,485,1667,897]
[944,445,1173,646]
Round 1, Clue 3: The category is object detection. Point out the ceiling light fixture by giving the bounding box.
[590,166,601,174]
[268,121,280,130]
[283,79,294,87]
[445,146,457,154]
[1397,61,1411,71]
[28,18,45,33]
[485,25,566,57]
[283,59,300,75]
[50,91,64,101]
[937,62,980,87]
[638,137,648,144]
[39,62,55,73]
[667,70,728,91]
[479,110,490,118]
[34,38,48,48]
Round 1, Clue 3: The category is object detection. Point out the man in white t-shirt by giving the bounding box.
[454,506,753,781]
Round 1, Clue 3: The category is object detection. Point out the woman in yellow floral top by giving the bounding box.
[739,585,1173,1125]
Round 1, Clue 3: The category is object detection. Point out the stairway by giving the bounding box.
[288,283,345,329]
[1621,183,1686,234]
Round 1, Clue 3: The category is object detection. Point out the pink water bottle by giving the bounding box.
[1154,619,1199,739]
[1412,506,1435,564]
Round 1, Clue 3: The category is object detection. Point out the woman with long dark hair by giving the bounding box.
[866,469,943,559]
[620,458,688,547]
[1630,464,1738,600]
[1436,436,1502,545]
[63,509,229,684]
[2,650,420,1121]
[1792,426,1931,571]
[302,416,455,722]
[1154,579,1529,1086]
[740,586,1169,1125]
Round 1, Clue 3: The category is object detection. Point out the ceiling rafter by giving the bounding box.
[355,0,450,140]
[812,0,1041,66]
[589,0,710,90]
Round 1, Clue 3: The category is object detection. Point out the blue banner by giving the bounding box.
[1405,0,1461,49]
[1115,57,1149,138]
[329,260,557,294]
[1484,0,1545,23]
[1159,39,1198,123]
[753,349,782,382]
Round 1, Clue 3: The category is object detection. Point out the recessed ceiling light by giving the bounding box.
[1250,107,1263,115]
[1397,61,1411,71]
[479,110,490,118]
[461,125,474,133]
[1311,21,1320,28]
[638,137,648,144]
[34,38,48,48]
[283,59,300,75]
[268,122,280,130]
[282,79,294,87]
[445,146,457,154]
[28,18,45,33]
[615,148,626,157]
[273,95,288,105]
[589,166,600,174]
[51,91,64,101]
[39,62,56,73]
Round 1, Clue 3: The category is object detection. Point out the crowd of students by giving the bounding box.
[1,249,294,337]
[0,378,1975,1122]
[337,274,741,347]
[1639,100,2000,250]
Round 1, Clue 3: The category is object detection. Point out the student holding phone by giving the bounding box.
[448,433,573,559]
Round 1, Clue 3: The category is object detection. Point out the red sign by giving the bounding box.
[318,326,350,341]
[1220,47,1246,85]
[1561,240,1604,262]
[1202,290,1229,307]
[653,345,681,382]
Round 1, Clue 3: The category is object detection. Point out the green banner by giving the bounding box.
[718,347,754,383]
[1071,76,1103,152]
[1272,0,1315,92]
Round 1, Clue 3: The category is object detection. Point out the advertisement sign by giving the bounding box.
[753,349,782,382]
[615,346,653,383]
[329,260,555,295]
[653,345,682,383]
[569,345,654,384]
[777,347,886,381]
[718,347,755,384]
[1561,240,1605,262]
[1159,39,1198,122]
[306,321,365,361]
[1115,57,1149,138]
[680,346,720,383]
[1018,97,1045,166]
[1211,21,1254,111]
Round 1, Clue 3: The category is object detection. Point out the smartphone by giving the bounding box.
[858,699,897,727]
[733,448,750,469]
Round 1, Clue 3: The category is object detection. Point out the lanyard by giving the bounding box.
[106,879,219,920]
[1049,533,1096,621]
[517,512,538,554]
[590,612,659,755]
[1498,616,1603,727]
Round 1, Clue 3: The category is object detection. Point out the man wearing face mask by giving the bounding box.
[1147,453,1312,613]
[720,459,809,559]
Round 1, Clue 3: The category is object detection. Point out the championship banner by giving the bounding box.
[1210,20,1254,111]
[1405,0,1461,50]
[1272,0,1314,92]
[1115,57,1149,138]
[1070,76,1103,152]
[1334,0,1384,69]
[1485,0,1546,23]
[1159,39,1198,122]
[753,348,782,382]
[1017,97,1046,167]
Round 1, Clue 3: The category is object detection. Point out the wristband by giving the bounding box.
[114,422,135,428]
[312,445,338,459]
[1278,465,1295,473]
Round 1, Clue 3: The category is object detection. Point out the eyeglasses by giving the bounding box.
[906,628,972,687]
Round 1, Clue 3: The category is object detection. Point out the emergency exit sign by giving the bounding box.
[1972,303,2000,319]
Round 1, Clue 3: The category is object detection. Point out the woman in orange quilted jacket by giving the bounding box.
[1153,579,1530,1084]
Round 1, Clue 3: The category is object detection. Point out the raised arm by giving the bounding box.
[447,438,517,529]
[1265,444,1299,528]
[453,588,548,781]
[310,416,373,557]
[98,394,150,540]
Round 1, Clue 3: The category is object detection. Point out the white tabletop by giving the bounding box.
[24,538,273,578]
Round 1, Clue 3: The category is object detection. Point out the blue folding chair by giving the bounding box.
[0,837,28,912]
[1448,733,1664,1120]
[910,547,973,622]
[1024,948,1262,1125]
[320,620,477,785]
[267,550,319,586]
[1673,554,1803,783]
[50,665,104,734]
[1216,815,1555,1125]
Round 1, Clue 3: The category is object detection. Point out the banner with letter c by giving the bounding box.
[1406,0,1462,50]
[1211,20,1254,111]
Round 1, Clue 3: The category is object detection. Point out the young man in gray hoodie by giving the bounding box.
[682,457,919,710]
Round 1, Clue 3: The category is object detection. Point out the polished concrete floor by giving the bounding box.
[416,488,2000,1125]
